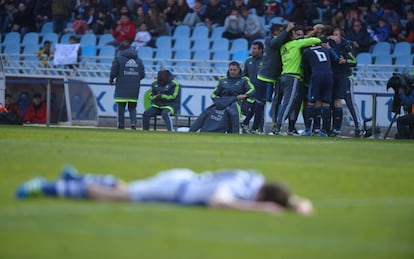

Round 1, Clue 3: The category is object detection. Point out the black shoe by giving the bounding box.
[131,125,136,130]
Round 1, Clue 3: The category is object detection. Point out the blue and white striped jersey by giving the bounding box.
[128,168,265,205]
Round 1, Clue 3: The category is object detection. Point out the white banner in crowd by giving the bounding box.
[53,44,80,66]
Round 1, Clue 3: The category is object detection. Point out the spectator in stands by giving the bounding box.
[369,18,389,43]
[347,20,371,55]
[404,9,414,43]
[284,0,306,26]
[181,0,207,27]
[222,8,245,40]
[163,0,190,27]
[241,41,266,134]
[11,2,36,35]
[52,0,73,34]
[201,0,226,29]
[131,22,151,50]
[230,0,247,13]
[247,0,265,16]
[345,4,364,30]
[388,22,405,43]
[37,41,54,68]
[109,13,137,47]
[65,36,82,70]
[109,41,145,130]
[147,6,168,37]
[263,0,281,24]
[381,3,400,26]
[23,93,49,124]
[34,0,52,31]
[65,12,89,35]
[240,6,266,44]
[364,3,383,31]
[143,70,181,132]
[90,7,108,34]
[132,6,149,28]
[331,9,346,31]
[1,1,17,33]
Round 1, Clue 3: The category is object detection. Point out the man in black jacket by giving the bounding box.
[109,41,145,130]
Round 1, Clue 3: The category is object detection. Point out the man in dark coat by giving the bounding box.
[109,41,145,129]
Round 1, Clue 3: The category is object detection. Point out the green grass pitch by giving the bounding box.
[0,125,413,259]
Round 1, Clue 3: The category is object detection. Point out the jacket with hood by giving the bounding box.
[149,70,181,115]
[110,48,145,102]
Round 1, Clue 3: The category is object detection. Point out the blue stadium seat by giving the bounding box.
[211,26,225,40]
[22,44,40,56]
[192,38,210,51]
[392,42,411,57]
[211,49,230,74]
[191,25,209,41]
[173,49,192,79]
[137,46,154,67]
[394,55,413,73]
[172,25,191,40]
[40,22,53,34]
[80,34,97,47]
[155,36,172,49]
[2,32,21,46]
[232,50,250,63]
[173,37,191,50]
[21,32,39,47]
[192,49,212,77]
[356,52,373,64]
[372,42,391,56]
[374,54,394,83]
[230,38,249,53]
[81,45,97,62]
[97,34,115,47]
[41,32,59,48]
[60,33,74,44]
[154,48,173,69]
[211,38,229,52]
[98,45,116,64]
[269,16,285,25]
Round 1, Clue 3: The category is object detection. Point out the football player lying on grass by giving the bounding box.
[16,166,313,215]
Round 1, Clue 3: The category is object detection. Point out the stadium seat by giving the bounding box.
[356,52,373,64]
[155,36,172,49]
[22,44,40,57]
[173,49,192,79]
[191,25,209,41]
[192,49,212,78]
[173,37,191,50]
[172,25,191,40]
[374,54,394,83]
[392,42,411,57]
[269,16,285,25]
[211,49,230,74]
[154,48,173,69]
[192,38,210,51]
[137,46,154,67]
[80,34,97,47]
[21,32,39,47]
[40,22,53,34]
[81,45,97,63]
[2,32,21,46]
[98,45,116,64]
[371,42,391,56]
[232,50,250,63]
[394,55,413,73]
[97,34,115,47]
[60,33,74,44]
[21,44,40,73]
[230,38,249,53]
[211,38,230,52]
[41,32,59,48]
[211,26,225,40]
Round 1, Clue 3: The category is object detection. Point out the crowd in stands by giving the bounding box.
[0,0,413,52]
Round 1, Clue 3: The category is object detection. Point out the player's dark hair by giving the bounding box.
[258,182,290,208]
[252,41,264,50]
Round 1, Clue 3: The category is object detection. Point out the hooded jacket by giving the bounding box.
[149,70,180,115]
[110,48,145,101]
